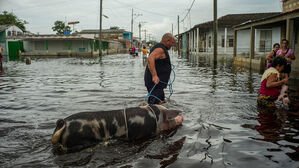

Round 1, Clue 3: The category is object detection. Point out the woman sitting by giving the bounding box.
[258,56,288,107]
[266,43,280,69]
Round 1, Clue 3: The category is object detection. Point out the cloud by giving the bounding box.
[0,0,282,39]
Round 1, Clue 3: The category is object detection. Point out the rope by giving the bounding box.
[147,105,159,132]
[146,64,176,103]
[122,108,128,138]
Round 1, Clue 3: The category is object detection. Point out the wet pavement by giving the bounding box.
[0,53,298,168]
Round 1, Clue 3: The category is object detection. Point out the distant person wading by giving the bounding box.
[144,33,175,104]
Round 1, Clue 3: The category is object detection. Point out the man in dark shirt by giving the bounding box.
[144,33,175,104]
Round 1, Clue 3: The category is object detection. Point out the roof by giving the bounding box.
[78,29,126,34]
[0,25,13,32]
[234,8,299,29]
[192,12,281,30]
[18,34,94,40]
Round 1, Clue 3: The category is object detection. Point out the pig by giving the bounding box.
[276,84,290,106]
[51,105,183,152]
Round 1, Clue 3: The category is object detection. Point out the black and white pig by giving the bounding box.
[51,105,183,151]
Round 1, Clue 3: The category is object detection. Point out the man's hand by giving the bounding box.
[152,75,160,84]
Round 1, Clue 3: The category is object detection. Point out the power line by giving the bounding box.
[181,0,195,23]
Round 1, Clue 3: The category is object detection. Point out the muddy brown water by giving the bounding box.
[0,54,298,168]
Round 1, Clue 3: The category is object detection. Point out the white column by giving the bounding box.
[188,31,191,52]
[193,29,196,52]
[191,30,194,52]
[224,27,227,53]
[197,28,199,53]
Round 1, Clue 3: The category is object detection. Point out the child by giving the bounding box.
[141,46,148,59]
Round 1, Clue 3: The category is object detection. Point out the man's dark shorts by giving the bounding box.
[146,85,165,104]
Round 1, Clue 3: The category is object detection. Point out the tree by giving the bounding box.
[52,21,71,35]
[110,26,119,30]
[146,40,158,46]
[0,11,28,31]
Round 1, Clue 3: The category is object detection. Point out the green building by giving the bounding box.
[0,25,24,61]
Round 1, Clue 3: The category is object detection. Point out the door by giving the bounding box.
[8,41,24,61]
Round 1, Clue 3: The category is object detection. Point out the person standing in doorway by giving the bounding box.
[144,33,175,104]
[277,39,296,77]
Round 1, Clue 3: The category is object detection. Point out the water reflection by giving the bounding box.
[255,106,299,161]
[0,54,299,167]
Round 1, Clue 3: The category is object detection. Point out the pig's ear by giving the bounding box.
[161,110,182,121]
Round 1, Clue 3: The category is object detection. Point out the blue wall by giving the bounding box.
[123,32,131,40]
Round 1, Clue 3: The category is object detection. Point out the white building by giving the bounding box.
[0,25,24,61]
[21,34,94,56]
[178,13,280,58]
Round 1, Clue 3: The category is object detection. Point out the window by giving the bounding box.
[229,39,234,47]
[208,36,211,48]
[7,31,11,36]
[17,31,22,36]
[259,30,272,52]
[221,36,225,47]
[12,30,16,36]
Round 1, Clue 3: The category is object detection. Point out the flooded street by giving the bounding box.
[0,53,298,168]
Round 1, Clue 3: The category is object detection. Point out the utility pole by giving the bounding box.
[172,23,173,35]
[131,8,133,48]
[177,15,180,56]
[213,0,218,63]
[99,0,103,56]
[142,29,147,42]
[148,34,151,41]
[139,22,141,47]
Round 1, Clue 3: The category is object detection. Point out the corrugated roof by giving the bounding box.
[18,34,94,40]
[192,12,281,30]
[78,29,126,34]
[234,8,299,28]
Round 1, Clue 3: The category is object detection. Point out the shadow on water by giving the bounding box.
[0,53,298,167]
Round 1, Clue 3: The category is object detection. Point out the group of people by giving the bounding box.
[258,39,296,107]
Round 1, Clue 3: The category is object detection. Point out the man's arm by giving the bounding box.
[147,48,165,84]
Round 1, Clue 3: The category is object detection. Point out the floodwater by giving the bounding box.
[0,53,298,168]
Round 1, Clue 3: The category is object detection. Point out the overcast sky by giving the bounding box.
[0,0,282,41]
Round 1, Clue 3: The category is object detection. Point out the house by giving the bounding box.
[78,28,132,50]
[21,34,94,57]
[0,25,24,61]
[178,12,279,58]
[233,0,299,74]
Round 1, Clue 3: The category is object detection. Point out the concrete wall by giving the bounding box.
[291,21,299,78]
[283,0,299,12]
[236,27,281,56]
[237,29,250,54]
[272,27,281,46]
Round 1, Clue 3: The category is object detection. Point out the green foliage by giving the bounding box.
[0,11,28,31]
[146,40,158,46]
[52,21,71,35]
[110,26,120,30]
